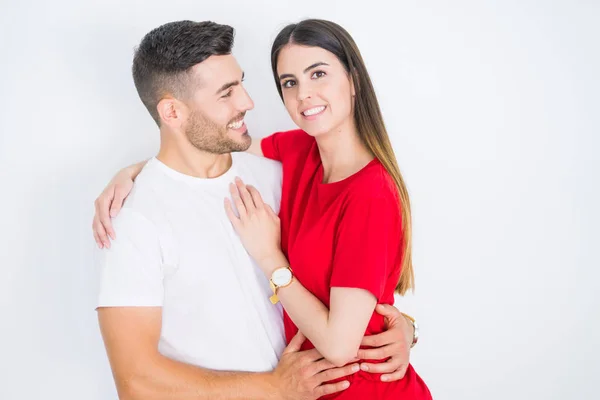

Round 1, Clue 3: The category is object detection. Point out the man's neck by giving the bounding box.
[157,131,232,179]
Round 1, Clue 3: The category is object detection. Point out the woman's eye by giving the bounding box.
[312,71,326,79]
[282,80,296,89]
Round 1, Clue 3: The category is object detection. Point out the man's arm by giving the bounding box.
[358,304,415,381]
[98,307,274,400]
[98,307,356,400]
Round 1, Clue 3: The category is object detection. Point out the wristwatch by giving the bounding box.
[269,266,294,304]
[401,313,419,348]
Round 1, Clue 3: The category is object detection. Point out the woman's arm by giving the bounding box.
[259,252,377,367]
[225,178,377,367]
[246,137,264,157]
[124,159,149,179]
[92,159,149,248]
[226,178,416,379]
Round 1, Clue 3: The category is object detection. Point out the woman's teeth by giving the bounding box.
[302,106,326,116]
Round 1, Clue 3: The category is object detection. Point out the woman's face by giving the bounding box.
[276,44,355,137]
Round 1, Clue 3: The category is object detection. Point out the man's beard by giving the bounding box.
[185,110,251,154]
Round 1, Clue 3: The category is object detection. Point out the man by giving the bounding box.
[96,20,416,400]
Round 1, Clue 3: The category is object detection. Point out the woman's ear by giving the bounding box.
[350,68,359,97]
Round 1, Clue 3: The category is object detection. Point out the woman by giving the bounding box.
[94,19,431,399]
[223,20,431,399]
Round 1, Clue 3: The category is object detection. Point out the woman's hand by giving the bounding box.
[224,177,282,275]
[92,169,135,249]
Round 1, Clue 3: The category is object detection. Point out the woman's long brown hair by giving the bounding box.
[271,19,414,294]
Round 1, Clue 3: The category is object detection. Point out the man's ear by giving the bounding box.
[157,97,186,128]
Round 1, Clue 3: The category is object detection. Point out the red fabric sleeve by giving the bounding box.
[260,129,311,163]
[330,194,401,301]
[260,132,281,161]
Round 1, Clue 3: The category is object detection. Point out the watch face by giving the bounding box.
[272,268,292,286]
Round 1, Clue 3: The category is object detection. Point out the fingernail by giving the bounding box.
[352,364,359,372]
[361,364,369,371]
[342,381,350,389]
[381,375,388,382]
[104,242,110,249]
[110,210,117,217]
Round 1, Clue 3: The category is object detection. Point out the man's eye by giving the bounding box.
[222,89,233,98]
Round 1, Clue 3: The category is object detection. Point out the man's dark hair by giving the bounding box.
[132,20,235,125]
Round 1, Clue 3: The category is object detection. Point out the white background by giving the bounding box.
[1,1,598,399]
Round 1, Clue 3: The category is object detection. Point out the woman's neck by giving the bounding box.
[315,119,373,184]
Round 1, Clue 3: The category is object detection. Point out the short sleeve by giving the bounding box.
[330,195,401,301]
[260,129,313,163]
[96,208,164,308]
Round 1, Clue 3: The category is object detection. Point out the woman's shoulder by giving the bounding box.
[271,129,314,147]
[350,159,399,201]
[261,129,316,162]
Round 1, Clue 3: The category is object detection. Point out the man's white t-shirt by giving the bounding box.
[97,152,287,372]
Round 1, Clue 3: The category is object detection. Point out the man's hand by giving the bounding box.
[358,304,414,382]
[271,332,359,399]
